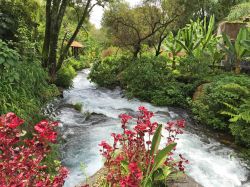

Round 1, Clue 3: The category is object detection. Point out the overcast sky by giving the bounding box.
[90,0,141,28]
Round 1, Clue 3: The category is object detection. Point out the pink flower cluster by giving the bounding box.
[99,107,188,186]
[0,112,68,187]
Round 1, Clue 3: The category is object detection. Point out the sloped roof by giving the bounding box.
[71,41,83,48]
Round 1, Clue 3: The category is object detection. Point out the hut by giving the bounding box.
[71,41,83,58]
[217,21,247,41]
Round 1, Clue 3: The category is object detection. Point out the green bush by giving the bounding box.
[66,56,90,71]
[191,73,250,145]
[0,40,59,122]
[88,55,129,88]
[121,56,169,100]
[89,54,201,107]
[56,63,77,88]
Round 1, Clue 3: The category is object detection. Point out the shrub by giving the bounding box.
[151,82,187,107]
[221,98,250,147]
[89,55,129,88]
[99,107,188,186]
[0,112,68,186]
[67,57,90,71]
[121,55,170,100]
[191,74,250,137]
[0,40,59,122]
[56,63,77,88]
[89,55,197,107]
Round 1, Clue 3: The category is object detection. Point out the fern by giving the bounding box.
[222,99,250,123]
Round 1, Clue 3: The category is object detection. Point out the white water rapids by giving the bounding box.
[54,69,250,187]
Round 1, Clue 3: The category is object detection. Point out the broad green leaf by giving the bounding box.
[222,33,235,54]
[121,160,129,173]
[151,143,177,173]
[153,168,165,181]
[0,57,5,64]
[150,124,162,156]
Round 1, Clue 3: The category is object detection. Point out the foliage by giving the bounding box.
[102,1,179,57]
[221,98,250,147]
[0,40,59,122]
[67,57,90,70]
[99,107,188,186]
[89,54,203,107]
[121,56,170,100]
[165,31,182,69]
[42,0,111,80]
[221,28,250,73]
[177,15,216,56]
[89,55,130,88]
[0,0,41,42]
[56,63,77,88]
[0,112,68,186]
[191,74,250,141]
[227,2,250,21]
[56,55,92,88]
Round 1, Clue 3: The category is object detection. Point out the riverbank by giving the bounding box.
[57,69,250,187]
[170,107,250,168]
[88,55,250,166]
[80,168,203,187]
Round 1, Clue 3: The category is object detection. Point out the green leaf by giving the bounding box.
[121,160,129,173]
[0,56,5,64]
[150,124,162,156]
[222,33,235,52]
[153,166,171,181]
[151,143,177,173]
[153,168,165,181]
[163,166,171,177]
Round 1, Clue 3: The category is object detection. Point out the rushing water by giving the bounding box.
[53,69,250,187]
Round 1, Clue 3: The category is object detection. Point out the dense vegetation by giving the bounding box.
[0,0,102,184]
[1,0,250,185]
[89,1,250,155]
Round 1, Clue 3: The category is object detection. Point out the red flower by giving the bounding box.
[1,112,24,128]
[99,106,187,186]
[119,114,132,125]
[0,113,68,186]
[34,120,48,133]
[34,120,58,142]
[134,123,148,132]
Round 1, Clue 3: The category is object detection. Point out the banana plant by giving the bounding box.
[176,15,216,56]
[221,28,250,74]
[165,31,182,69]
[201,15,215,50]
[176,21,202,56]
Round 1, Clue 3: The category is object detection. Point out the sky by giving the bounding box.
[90,0,141,29]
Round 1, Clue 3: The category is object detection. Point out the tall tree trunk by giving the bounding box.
[133,44,141,59]
[172,55,176,69]
[235,58,241,74]
[42,0,52,68]
[155,35,167,56]
[42,0,68,80]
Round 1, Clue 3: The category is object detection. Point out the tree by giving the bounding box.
[145,0,182,56]
[42,0,109,81]
[0,0,41,42]
[102,1,176,58]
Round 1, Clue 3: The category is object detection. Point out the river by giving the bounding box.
[52,69,250,187]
